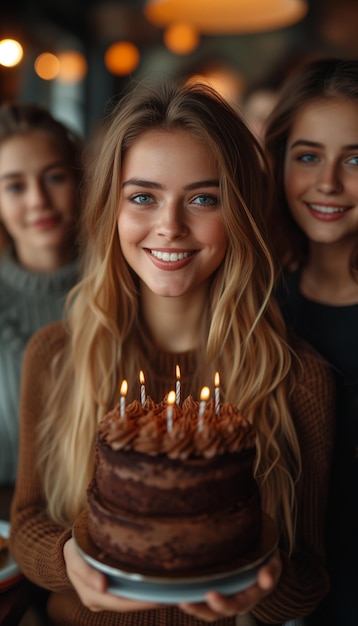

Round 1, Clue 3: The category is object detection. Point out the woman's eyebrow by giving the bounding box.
[184,179,219,190]
[289,139,323,149]
[289,139,358,151]
[121,177,219,190]
[0,160,67,182]
[121,178,162,189]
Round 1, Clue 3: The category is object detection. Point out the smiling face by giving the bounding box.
[0,130,78,269]
[117,129,227,300]
[284,98,358,250]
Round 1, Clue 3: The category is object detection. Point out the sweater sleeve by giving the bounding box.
[9,322,74,592]
[253,342,336,623]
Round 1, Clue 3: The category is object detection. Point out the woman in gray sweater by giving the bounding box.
[0,102,83,513]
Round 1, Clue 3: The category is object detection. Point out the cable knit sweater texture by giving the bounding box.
[0,249,78,484]
[10,321,335,626]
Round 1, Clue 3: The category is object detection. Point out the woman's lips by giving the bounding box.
[150,250,194,262]
[145,248,197,270]
[28,215,61,230]
[306,202,353,221]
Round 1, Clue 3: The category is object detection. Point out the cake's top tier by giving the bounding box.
[97,395,256,460]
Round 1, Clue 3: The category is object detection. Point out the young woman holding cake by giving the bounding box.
[0,102,83,518]
[10,81,335,626]
[264,57,358,626]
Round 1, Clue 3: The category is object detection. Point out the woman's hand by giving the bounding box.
[178,549,282,622]
[63,538,162,613]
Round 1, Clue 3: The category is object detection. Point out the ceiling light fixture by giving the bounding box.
[145,0,308,34]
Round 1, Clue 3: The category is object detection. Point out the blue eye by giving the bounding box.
[347,155,358,166]
[192,194,217,207]
[130,193,153,205]
[297,153,318,163]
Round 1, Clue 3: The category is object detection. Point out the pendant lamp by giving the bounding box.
[145,0,308,34]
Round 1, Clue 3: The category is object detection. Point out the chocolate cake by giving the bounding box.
[87,395,262,576]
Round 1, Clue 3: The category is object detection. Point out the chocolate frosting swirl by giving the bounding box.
[98,395,256,460]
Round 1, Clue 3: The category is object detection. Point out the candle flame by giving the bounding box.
[167,390,176,405]
[139,370,145,385]
[200,386,210,401]
[120,380,128,396]
[214,371,220,387]
[176,364,180,379]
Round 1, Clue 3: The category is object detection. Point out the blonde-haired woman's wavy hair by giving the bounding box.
[38,79,301,553]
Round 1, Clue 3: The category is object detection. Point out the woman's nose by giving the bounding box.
[316,162,343,194]
[155,203,189,240]
[27,180,49,207]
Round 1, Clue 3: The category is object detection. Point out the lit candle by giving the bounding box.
[139,370,146,407]
[120,379,128,419]
[198,386,210,431]
[175,364,181,405]
[167,390,176,432]
[214,371,220,415]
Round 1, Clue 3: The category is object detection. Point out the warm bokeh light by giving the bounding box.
[0,39,23,67]
[57,50,88,83]
[104,41,140,76]
[34,53,60,80]
[145,0,308,34]
[186,66,246,105]
[163,23,200,55]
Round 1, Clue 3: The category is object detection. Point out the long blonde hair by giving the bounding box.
[38,80,301,552]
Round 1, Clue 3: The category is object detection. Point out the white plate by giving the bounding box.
[0,520,23,591]
[73,511,278,603]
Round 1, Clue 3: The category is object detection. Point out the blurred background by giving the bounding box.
[1,0,358,137]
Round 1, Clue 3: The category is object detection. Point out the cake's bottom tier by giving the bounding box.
[87,481,262,576]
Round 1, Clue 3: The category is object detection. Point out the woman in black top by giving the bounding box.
[264,58,358,626]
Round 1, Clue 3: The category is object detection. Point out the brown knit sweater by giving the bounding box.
[9,321,336,626]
